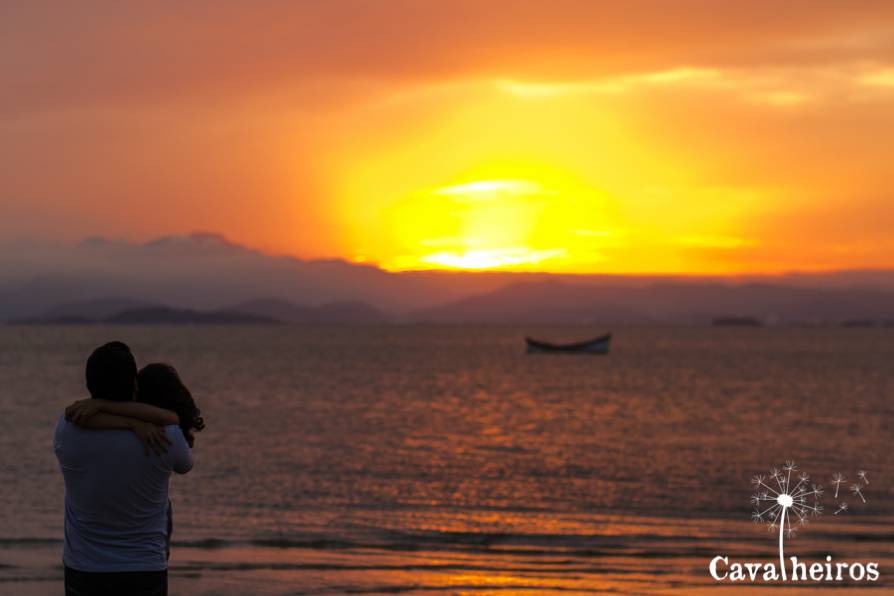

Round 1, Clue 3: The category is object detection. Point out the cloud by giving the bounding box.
[746,90,812,106]
[3,1,894,114]
[495,61,894,108]
[859,67,894,87]
[495,68,723,97]
[677,235,757,249]
[2,1,894,274]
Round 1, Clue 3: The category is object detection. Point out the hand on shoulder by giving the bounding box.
[131,421,172,457]
[64,399,103,425]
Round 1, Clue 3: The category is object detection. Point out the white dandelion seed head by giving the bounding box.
[751,462,823,539]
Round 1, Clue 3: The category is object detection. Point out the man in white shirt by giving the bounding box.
[54,342,192,596]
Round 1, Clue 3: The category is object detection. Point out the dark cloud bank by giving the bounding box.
[3,233,894,325]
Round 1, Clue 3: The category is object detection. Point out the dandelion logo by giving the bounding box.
[831,472,846,498]
[850,470,869,503]
[751,461,823,581]
[710,462,879,583]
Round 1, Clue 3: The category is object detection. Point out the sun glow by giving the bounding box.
[419,247,567,270]
[331,78,803,273]
[412,179,565,269]
[432,179,544,197]
[374,173,624,271]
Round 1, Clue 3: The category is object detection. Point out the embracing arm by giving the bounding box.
[73,412,172,456]
[66,399,179,426]
[75,412,142,431]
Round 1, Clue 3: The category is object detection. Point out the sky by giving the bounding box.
[2,1,893,274]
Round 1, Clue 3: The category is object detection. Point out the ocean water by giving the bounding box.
[1,325,892,595]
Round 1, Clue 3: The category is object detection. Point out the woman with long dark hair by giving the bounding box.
[135,363,205,447]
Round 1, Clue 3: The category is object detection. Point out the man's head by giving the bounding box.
[85,341,137,401]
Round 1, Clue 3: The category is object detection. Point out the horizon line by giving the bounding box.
[7,231,894,278]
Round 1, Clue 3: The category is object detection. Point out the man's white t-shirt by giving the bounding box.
[54,417,192,572]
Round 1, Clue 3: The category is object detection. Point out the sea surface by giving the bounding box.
[1,325,892,595]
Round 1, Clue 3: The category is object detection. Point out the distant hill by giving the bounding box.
[30,298,154,321]
[414,282,647,324]
[3,233,894,324]
[11,283,894,325]
[14,298,389,325]
[15,304,277,325]
[104,307,277,325]
[226,298,390,324]
[712,316,763,327]
[413,281,894,324]
[0,233,503,321]
[16,314,98,325]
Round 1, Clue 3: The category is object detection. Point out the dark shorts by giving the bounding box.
[64,566,167,596]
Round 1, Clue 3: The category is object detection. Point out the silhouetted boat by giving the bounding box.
[525,333,611,354]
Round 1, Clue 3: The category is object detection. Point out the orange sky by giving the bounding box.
[2,1,893,273]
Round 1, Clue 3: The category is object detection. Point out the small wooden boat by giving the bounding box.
[525,333,612,354]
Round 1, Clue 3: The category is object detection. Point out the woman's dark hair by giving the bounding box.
[137,363,205,434]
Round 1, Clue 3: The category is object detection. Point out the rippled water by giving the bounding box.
[1,325,892,594]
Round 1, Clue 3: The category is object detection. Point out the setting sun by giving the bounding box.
[328,76,819,274]
[374,172,633,272]
[382,178,571,271]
